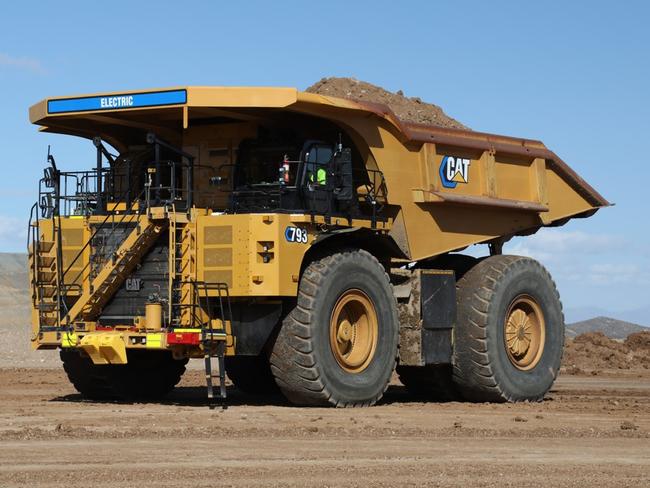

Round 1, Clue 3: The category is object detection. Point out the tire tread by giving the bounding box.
[270,249,398,407]
[452,255,564,402]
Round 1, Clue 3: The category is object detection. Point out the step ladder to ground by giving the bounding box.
[196,281,231,407]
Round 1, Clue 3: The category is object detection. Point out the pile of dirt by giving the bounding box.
[563,331,650,374]
[306,77,468,130]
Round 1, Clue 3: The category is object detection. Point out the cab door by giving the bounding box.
[301,143,333,215]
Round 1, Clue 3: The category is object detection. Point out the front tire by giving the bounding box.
[270,249,399,407]
[452,255,564,402]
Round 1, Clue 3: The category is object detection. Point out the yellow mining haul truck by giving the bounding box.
[27,87,608,405]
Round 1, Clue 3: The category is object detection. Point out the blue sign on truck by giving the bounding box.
[47,89,187,114]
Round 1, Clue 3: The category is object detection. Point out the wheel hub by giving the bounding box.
[337,319,353,342]
[329,289,378,373]
[504,295,546,370]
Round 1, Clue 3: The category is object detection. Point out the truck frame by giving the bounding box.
[26,86,608,406]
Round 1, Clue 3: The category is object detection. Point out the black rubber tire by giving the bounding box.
[225,355,279,395]
[270,249,399,407]
[108,350,188,401]
[452,255,564,402]
[60,349,116,400]
[396,365,459,401]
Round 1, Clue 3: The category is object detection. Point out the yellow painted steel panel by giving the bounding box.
[203,270,233,287]
[79,333,127,365]
[204,225,233,245]
[146,333,163,349]
[203,248,233,267]
[61,332,78,347]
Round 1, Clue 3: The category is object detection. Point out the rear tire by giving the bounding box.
[60,349,115,400]
[225,355,279,394]
[108,350,188,401]
[270,249,399,407]
[452,255,564,402]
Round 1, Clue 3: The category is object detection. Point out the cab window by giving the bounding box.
[305,145,332,186]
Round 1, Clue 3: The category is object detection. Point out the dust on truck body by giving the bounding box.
[27,86,608,405]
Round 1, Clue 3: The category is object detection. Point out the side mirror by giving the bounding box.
[43,167,56,188]
[333,148,353,201]
[40,193,53,218]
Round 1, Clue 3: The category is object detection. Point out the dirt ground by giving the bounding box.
[0,367,648,488]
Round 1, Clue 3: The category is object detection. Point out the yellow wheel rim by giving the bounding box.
[504,295,546,371]
[329,289,378,373]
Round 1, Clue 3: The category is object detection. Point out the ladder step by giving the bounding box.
[40,316,58,326]
[40,285,57,298]
[204,346,227,406]
[38,241,55,253]
[37,271,57,283]
[38,256,55,268]
[204,332,228,340]
[38,302,58,312]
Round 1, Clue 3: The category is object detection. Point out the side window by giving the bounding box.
[305,145,333,186]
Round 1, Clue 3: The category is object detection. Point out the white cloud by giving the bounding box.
[585,263,650,286]
[501,228,649,289]
[506,228,625,263]
[510,229,650,319]
[0,53,45,74]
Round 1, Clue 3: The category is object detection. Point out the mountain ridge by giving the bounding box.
[565,316,648,339]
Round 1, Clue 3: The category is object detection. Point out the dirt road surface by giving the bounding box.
[1,367,648,488]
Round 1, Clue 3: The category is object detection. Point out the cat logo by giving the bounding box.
[125,278,142,292]
[439,156,471,189]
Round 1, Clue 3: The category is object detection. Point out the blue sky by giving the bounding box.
[1,1,648,323]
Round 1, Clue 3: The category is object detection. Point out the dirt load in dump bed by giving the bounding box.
[306,77,468,129]
[563,331,650,374]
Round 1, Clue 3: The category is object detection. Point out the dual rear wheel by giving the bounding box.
[270,251,563,406]
[399,254,563,402]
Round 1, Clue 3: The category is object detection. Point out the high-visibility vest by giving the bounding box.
[310,167,327,185]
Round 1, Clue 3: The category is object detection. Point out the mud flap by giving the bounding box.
[396,269,455,366]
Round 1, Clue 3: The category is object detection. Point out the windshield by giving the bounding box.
[234,141,300,188]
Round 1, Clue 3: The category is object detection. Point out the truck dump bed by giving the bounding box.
[29,86,609,261]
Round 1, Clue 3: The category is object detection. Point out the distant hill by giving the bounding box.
[566,316,649,339]
[0,253,28,310]
[0,252,56,367]
[565,306,650,328]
